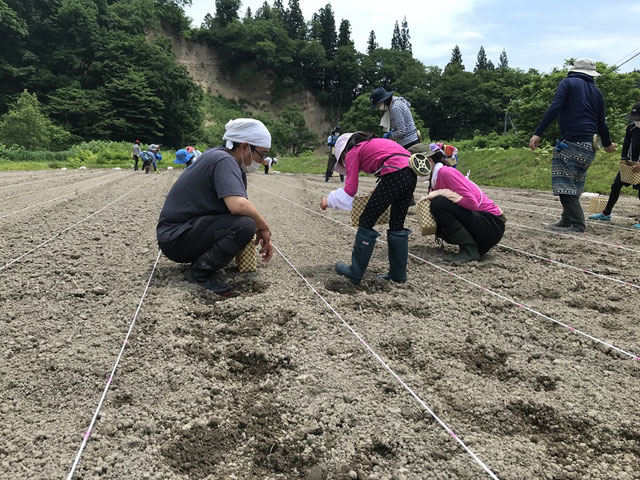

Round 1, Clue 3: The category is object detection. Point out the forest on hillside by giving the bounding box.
[1,0,639,153]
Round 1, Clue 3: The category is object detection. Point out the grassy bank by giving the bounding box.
[1,145,631,196]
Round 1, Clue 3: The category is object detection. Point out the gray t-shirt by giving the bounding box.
[156,147,247,242]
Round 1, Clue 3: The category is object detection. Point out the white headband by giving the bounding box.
[223,118,271,149]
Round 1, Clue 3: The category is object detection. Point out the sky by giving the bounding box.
[184,0,640,73]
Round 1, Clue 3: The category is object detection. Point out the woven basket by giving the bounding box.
[416,199,437,235]
[587,196,609,214]
[350,194,390,227]
[619,161,640,185]
[235,238,257,273]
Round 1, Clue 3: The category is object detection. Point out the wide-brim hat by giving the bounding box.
[333,133,354,175]
[174,148,194,164]
[370,87,394,110]
[627,101,640,120]
[568,58,600,77]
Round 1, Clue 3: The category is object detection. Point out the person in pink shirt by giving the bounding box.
[423,149,505,263]
[320,132,417,284]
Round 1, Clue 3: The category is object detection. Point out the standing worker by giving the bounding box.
[589,102,640,228]
[320,132,417,284]
[529,58,617,233]
[156,119,274,295]
[132,140,141,172]
[370,87,419,150]
[325,126,343,182]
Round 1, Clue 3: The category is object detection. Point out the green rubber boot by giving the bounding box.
[445,226,481,263]
[377,229,410,282]
[336,227,379,285]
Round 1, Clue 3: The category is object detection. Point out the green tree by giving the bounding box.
[314,4,337,59]
[285,0,306,39]
[366,30,378,55]
[337,19,353,48]
[446,45,464,72]
[400,17,411,53]
[215,0,241,26]
[391,21,401,50]
[0,90,71,150]
[475,46,489,72]
[0,0,28,109]
[47,86,111,138]
[271,104,317,155]
[499,49,509,69]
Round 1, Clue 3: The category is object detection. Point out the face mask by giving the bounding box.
[240,150,262,173]
[635,120,640,128]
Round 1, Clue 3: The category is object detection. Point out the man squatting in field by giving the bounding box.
[320,132,417,285]
[156,119,274,295]
[529,58,617,233]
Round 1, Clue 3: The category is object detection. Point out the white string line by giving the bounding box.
[261,177,640,287]
[399,214,640,291]
[508,222,640,253]
[66,250,162,480]
[2,171,106,200]
[250,182,640,363]
[272,242,500,479]
[0,173,125,220]
[0,171,94,191]
[0,178,154,273]
[496,243,640,290]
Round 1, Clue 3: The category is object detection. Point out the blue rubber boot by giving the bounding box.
[377,229,411,283]
[589,213,611,221]
[633,223,640,229]
[336,227,379,285]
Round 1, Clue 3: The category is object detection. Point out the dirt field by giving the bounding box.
[1,168,639,480]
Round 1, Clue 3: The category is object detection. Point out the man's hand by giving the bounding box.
[255,229,273,262]
[529,135,541,151]
[320,197,328,210]
[604,143,617,153]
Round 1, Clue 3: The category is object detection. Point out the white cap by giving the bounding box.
[223,118,271,149]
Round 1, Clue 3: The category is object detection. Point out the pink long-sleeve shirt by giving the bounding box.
[343,138,410,197]
[433,166,502,216]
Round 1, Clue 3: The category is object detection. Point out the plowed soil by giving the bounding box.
[1,168,638,480]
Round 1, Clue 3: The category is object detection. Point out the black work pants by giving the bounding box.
[133,155,139,171]
[158,214,256,264]
[603,172,640,215]
[430,196,505,255]
[359,167,417,231]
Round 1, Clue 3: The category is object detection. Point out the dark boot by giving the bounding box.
[340,174,345,182]
[336,227,379,285]
[445,226,480,263]
[558,195,585,232]
[188,245,234,295]
[378,229,410,282]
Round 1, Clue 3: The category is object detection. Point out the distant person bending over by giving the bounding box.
[529,58,617,233]
[264,156,278,174]
[589,102,640,228]
[320,132,417,284]
[156,119,274,295]
[423,149,505,263]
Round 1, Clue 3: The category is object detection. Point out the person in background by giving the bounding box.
[264,156,278,174]
[430,142,459,168]
[147,144,162,173]
[424,149,506,263]
[371,87,419,205]
[132,140,141,172]
[529,58,617,233]
[325,126,343,182]
[186,146,202,165]
[370,87,419,150]
[174,148,195,168]
[320,132,417,284]
[156,119,274,295]
[589,101,640,228]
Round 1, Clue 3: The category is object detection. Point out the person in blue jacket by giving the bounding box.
[325,126,343,182]
[529,58,617,233]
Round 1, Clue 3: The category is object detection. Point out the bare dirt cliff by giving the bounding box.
[165,32,329,140]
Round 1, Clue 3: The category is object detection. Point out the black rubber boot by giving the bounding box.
[378,229,410,282]
[336,227,379,285]
[444,226,480,263]
[188,245,234,295]
[557,195,585,232]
